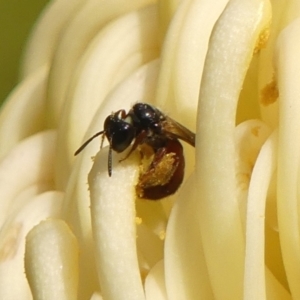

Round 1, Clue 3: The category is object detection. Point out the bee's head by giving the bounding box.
[104,110,135,153]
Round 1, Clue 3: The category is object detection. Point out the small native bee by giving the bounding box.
[75,103,195,200]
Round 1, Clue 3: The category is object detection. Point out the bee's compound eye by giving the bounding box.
[104,114,135,153]
[111,123,135,152]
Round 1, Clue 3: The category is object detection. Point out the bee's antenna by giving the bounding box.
[108,140,112,177]
[100,131,106,149]
[74,131,104,156]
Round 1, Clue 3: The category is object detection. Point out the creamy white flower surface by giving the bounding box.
[1,0,300,299]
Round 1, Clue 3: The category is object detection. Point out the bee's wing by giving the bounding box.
[161,116,195,147]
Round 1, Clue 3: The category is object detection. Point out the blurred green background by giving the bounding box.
[0,0,49,106]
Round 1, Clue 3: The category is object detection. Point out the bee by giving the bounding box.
[75,103,195,200]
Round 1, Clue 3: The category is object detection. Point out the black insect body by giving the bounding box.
[75,103,195,200]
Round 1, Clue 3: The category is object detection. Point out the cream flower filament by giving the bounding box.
[0,0,299,299]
